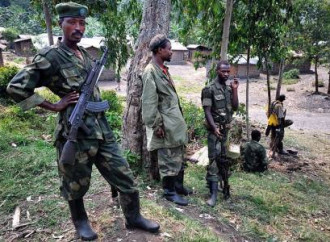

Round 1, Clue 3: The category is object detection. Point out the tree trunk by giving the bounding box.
[314,56,319,94]
[0,49,3,67]
[220,0,233,60]
[42,0,54,46]
[328,70,330,95]
[276,59,285,99]
[122,0,171,179]
[265,56,272,110]
[246,46,250,141]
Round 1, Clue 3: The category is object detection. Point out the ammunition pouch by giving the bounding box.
[86,100,109,113]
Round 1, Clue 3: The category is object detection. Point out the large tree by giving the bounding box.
[291,0,330,94]
[220,0,233,61]
[42,0,53,46]
[122,0,171,177]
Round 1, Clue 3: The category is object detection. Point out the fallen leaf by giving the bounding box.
[12,206,21,228]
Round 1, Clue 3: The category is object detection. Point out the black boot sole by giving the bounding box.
[125,223,160,233]
[164,196,188,206]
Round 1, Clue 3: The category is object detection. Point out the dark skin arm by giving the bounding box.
[203,106,222,138]
[155,126,165,138]
[38,91,79,112]
[230,78,239,111]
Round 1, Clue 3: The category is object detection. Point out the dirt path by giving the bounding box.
[99,63,330,133]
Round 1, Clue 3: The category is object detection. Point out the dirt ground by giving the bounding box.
[2,56,329,242]
[99,62,330,134]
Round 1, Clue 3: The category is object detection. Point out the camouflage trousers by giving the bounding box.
[206,131,227,182]
[157,145,185,179]
[56,138,138,201]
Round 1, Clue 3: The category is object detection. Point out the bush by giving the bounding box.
[0,65,19,92]
[0,28,18,44]
[180,98,207,142]
[101,90,124,141]
[283,69,299,80]
[101,90,123,114]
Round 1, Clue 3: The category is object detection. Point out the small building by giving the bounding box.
[263,51,312,74]
[14,35,35,56]
[167,40,188,65]
[231,55,260,78]
[79,37,116,81]
[187,44,212,62]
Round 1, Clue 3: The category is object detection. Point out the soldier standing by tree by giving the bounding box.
[7,2,159,240]
[142,34,192,207]
[201,60,239,207]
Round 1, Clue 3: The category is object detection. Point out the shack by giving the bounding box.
[231,55,260,78]
[79,37,115,81]
[14,35,34,56]
[263,51,312,74]
[167,40,188,65]
[187,44,212,62]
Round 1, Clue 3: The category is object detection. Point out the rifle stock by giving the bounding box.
[216,127,231,200]
[59,47,109,166]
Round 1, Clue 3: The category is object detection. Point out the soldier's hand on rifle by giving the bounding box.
[156,126,165,138]
[213,127,222,138]
[230,78,239,89]
[54,91,80,112]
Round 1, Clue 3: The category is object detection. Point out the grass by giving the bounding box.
[282,78,299,85]
[172,75,204,95]
[1,94,330,241]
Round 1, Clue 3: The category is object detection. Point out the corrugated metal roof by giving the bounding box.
[232,55,259,65]
[170,40,188,51]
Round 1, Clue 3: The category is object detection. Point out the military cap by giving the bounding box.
[55,2,88,18]
[149,34,169,51]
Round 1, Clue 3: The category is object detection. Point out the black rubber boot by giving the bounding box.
[111,184,118,198]
[206,181,218,207]
[120,192,160,233]
[68,199,98,241]
[175,169,193,196]
[163,176,188,206]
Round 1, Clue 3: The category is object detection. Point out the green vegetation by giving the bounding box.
[101,90,124,141]
[1,93,330,240]
[282,79,300,85]
[0,65,19,92]
[180,98,207,142]
[283,68,300,80]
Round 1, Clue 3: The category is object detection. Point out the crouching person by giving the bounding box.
[241,130,268,172]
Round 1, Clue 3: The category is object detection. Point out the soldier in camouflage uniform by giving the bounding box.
[7,2,159,240]
[201,60,239,207]
[241,130,268,172]
[142,34,191,206]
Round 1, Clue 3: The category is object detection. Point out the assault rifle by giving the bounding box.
[59,46,109,166]
[216,124,230,200]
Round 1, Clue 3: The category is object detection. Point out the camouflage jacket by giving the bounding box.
[7,39,112,143]
[241,140,268,170]
[201,78,233,125]
[142,61,188,151]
